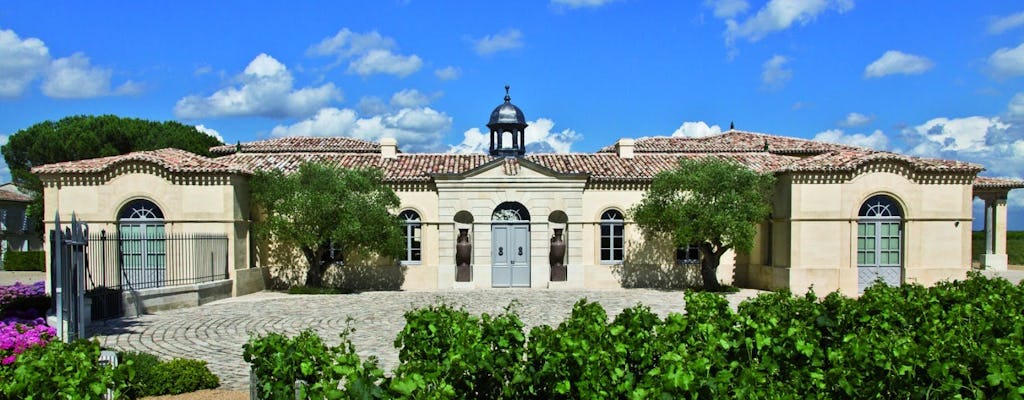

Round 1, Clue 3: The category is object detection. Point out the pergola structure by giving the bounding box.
[974,176,1024,270]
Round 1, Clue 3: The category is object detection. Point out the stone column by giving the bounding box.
[982,194,1008,271]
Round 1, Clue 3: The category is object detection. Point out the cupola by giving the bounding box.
[487,85,528,156]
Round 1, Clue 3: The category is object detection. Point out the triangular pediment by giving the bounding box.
[434,157,588,182]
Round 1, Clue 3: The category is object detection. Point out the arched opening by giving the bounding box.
[399,210,421,264]
[454,210,475,282]
[857,194,903,293]
[118,199,166,289]
[600,209,624,264]
[491,202,530,287]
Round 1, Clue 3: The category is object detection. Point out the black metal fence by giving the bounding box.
[84,231,229,320]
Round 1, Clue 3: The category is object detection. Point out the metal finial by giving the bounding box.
[235,140,242,153]
[504,85,511,102]
[730,121,735,130]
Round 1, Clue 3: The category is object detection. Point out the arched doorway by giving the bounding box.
[491,202,530,287]
[118,199,166,289]
[857,195,903,293]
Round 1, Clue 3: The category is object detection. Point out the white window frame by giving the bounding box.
[400,210,422,265]
[600,209,624,264]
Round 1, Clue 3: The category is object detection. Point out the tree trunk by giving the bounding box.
[699,243,722,291]
[302,247,327,288]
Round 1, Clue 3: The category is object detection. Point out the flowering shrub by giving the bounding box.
[0,281,49,320]
[0,282,54,366]
[0,317,55,365]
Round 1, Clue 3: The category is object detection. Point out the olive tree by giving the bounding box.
[250,162,405,288]
[631,158,775,290]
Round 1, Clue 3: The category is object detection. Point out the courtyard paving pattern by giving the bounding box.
[88,288,763,391]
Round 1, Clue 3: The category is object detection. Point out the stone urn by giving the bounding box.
[455,229,472,282]
[549,228,567,281]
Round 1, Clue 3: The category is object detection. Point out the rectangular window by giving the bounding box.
[676,244,700,265]
[600,222,624,263]
[402,223,422,264]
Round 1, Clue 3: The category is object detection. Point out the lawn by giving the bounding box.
[972,230,1024,265]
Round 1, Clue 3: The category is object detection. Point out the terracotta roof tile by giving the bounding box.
[775,149,983,173]
[974,176,1024,189]
[32,148,251,175]
[210,137,381,155]
[598,130,854,155]
[0,187,31,202]
[217,153,494,182]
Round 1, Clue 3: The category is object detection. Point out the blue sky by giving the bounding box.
[1,1,1023,229]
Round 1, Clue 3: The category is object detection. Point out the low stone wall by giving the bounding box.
[121,280,233,317]
[234,267,269,296]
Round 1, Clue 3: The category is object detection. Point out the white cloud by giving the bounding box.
[357,96,388,115]
[1009,93,1024,117]
[761,54,792,89]
[989,12,1024,35]
[988,43,1024,78]
[908,116,1008,155]
[840,112,873,127]
[193,65,213,76]
[450,118,581,154]
[435,66,461,80]
[672,121,723,138]
[724,0,854,43]
[41,53,114,98]
[551,0,617,9]
[270,106,452,152]
[864,50,934,78]
[474,29,524,55]
[194,125,225,143]
[705,0,749,19]
[0,28,50,97]
[390,89,433,108]
[813,129,889,150]
[174,53,341,119]
[347,49,422,77]
[308,28,422,77]
[114,80,144,96]
[307,28,395,58]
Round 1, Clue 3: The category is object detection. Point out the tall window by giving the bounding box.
[400,210,421,264]
[857,195,903,292]
[600,210,624,263]
[118,199,165,289]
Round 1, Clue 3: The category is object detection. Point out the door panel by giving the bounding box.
[510,225,530,287]
[492,226,510,287]
[492,224,530,287]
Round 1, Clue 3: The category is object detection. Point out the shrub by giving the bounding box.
[147,358,220,395]
[1,251,44,271]
[0,316,55,365]
[0,339,124,400]
[0,281,49,319]
[287,286,351,295]
[118,351,162,398]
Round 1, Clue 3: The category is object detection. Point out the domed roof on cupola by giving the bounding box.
[488,85,526,126]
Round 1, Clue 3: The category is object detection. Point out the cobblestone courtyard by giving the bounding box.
[89,289,762,391]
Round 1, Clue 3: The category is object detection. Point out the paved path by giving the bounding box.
[88,289,762,391]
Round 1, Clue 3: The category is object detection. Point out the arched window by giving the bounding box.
[600,210,624,263]
[400,210,422,264]
[118,199,165,289]
[857,195,903,292]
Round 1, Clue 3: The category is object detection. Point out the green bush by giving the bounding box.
[0,339,125,400]
[1,251,44,271]
[973,230,1024,265]
[147,358,220,395]
[287,286,352,295]
[117,351,162,398]
[244,274,1024,399]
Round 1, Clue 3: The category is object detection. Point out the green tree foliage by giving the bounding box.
[1,115,223,233]
[631,158,775,290]
[250,162,405,287]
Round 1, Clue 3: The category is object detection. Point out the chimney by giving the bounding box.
[380,137,398,159]
[616,138,635,159]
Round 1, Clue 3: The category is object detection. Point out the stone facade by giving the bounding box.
[31,100,1023,298]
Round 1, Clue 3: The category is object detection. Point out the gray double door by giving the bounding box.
[491,224,530,287]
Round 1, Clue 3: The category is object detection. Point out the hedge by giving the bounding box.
[2,251,44,272]
[246,273,1024,399]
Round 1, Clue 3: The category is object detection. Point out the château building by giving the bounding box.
[34,89,1023,311]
